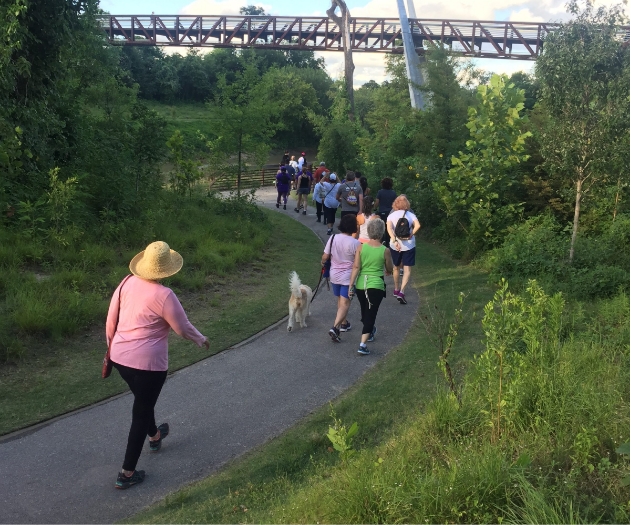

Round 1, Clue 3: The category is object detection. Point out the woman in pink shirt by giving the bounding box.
[322,214,360,342]
[107,241,209,489]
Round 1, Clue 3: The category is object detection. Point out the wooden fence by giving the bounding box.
[210,168,279,192]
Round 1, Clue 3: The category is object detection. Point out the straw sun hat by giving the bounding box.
[129,241,183,281]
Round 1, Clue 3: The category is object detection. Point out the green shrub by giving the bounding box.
[482,214,630,299]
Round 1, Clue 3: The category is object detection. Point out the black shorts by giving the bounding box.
[323,205,338,224]
[389,247,416,267]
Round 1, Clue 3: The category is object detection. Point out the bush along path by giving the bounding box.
[0,192,419,524]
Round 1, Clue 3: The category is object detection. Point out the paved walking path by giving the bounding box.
[0,187,418,524]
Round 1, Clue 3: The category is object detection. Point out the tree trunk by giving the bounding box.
[569,177,582,263]
[613,177,621,222]
[237,134,242,197]
[327,0,355,120]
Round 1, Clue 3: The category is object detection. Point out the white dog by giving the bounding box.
[287,271,313,332]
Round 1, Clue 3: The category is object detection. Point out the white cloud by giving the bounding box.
[509,8,545,23]
[179,1,273,15]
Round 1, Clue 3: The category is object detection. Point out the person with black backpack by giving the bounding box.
[386,195,421,305]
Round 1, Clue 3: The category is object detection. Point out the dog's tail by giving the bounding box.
[289,271,303,299]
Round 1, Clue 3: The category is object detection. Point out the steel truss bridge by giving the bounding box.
[98,15,589,60]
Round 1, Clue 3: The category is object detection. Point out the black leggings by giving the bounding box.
[356,288,385,335]
[113,361,168,471]
[315,201,323,219]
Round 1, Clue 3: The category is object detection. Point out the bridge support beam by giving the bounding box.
[396,0,425,109]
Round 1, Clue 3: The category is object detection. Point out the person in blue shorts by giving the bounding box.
[386,195,421,305]
[321,214,360,342]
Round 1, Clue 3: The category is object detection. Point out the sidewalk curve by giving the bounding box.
[0,187,419,524]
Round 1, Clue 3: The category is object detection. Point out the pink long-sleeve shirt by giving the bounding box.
[106,275,205,371]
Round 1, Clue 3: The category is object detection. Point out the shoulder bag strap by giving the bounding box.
[112,274,133,338]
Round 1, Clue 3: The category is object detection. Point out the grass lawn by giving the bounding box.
[0,210,323,436]
[125,241,495,523]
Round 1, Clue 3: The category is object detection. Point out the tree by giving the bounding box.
[535,0,629,262]
[434,74,531,254]
[253,68,321,147]
[239,5,266,15]
[206,66,279,194]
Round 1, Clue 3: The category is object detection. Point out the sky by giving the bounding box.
[99,0,624,85]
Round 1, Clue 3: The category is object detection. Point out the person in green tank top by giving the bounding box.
[348,218,393,355]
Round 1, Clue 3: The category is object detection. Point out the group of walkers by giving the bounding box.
[319,175,420,356]
[104,164,419,491]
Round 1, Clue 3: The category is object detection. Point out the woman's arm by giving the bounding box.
[162,292,209,349]
[411,218,421,236]
[348,245,363,298]
[105,281,123,345]
[386,218,402,251]
[384,248,394,276]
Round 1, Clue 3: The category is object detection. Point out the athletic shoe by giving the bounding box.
[327,229,332,235]
[393,289,400,298]
[276,203,279,208]
[316,218,321,223]
[115,470,145,489]
[397,293,407,305]
[302,211,307,215]
[357,345,370,355]
[367,325,377,342]
[329,327,341,343]
[294,208,300,213]
[149,423,169,452]
[339,321,351,332]
[283,205,286,210]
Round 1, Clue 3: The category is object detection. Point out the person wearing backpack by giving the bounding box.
[386,195,421,305]
[336,171,363,220]
[312,170,330,222]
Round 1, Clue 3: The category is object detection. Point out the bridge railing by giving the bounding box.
[99,15,629,60]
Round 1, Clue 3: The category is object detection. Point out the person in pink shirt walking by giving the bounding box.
[107,241,209,489]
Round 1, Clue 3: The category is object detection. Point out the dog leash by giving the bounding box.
[310,266,327,303]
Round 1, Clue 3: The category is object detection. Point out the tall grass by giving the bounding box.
[0,191,270,361]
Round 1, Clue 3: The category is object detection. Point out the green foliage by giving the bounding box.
[326,405,359,464]
[418,289,467,404]
[434,74,531,254]
[481,213,630,299]
[535,0,630,262]
[474,279,565,441]
[167,131,203,197]
[205,65,281,192]
[316,120,360,175]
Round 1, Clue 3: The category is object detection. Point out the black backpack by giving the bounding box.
[394,212,411,239]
